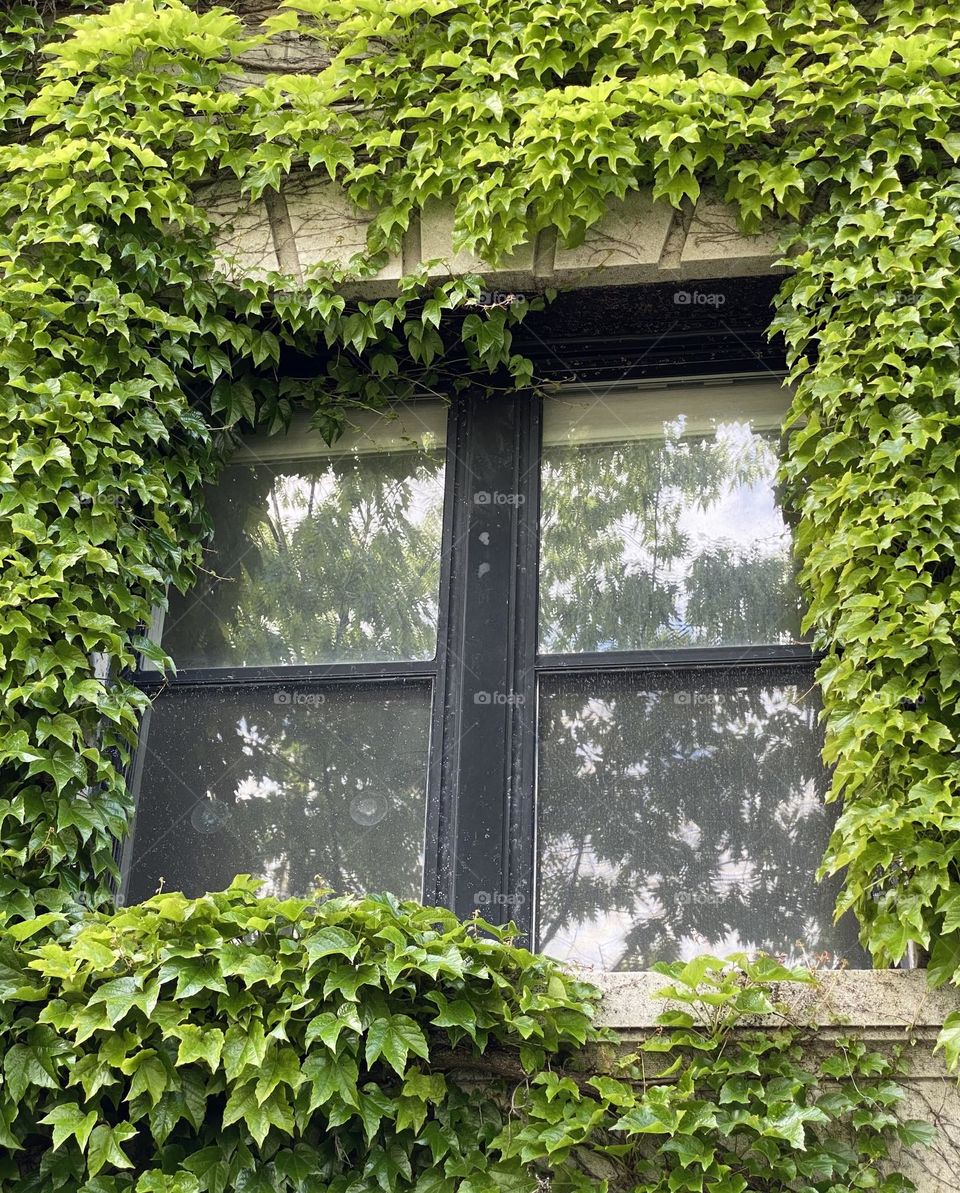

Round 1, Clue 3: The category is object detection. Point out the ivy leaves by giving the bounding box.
[774,179,960,1007]
[0,0,958,1186]
[0,889,930,1193]
[0,879,604,1191]
[260,0,960,252]
[0,0,536,929]
[365,1015,430,1075]
[4,0,960,983]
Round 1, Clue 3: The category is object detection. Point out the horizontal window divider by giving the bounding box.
[133,660,438,690]
[535,643,820,673]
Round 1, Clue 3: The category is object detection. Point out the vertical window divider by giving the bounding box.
[435,388,540,928]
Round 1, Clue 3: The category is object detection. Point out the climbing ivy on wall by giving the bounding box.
[2,0,960,1184]
[0,883,934,1192]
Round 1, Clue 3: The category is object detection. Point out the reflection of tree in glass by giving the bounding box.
[129,437,443,908]
[539,423,804,653]
[162,447,445,668]
[127,685,431,904]
[536,670,868,971]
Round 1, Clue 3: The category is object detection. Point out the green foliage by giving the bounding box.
[595,954,930,1193]
[774,181,960,982]
[0,887,927,1191]
[0,878,598,1191]
[0,0,959,1182]
[0,0,532,923]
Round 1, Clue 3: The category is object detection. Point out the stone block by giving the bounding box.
[552,189,675,286]
[419,200,537,293]
[594,968,960,1032]
[680,194,785,279]
[283,177,403,294]
[196,181,278,281]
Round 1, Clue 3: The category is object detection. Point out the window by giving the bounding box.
[126,373,868,969]
[126,403,447,905]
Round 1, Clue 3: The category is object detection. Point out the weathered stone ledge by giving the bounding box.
[595,967,959,1033]
[199,176,786,294]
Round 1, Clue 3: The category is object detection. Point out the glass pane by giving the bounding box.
[536,669,868,969]
[125,682,431,903]
[539,381,804,652]
[160,402,447,668]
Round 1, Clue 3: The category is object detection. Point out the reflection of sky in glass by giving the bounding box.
[542,777,842,970]
[615,429,789,632]
[267,464,442,539]
[126,687,432,906]
[539,404,804,652]
[161,441,446,667]
[535,674,870,971]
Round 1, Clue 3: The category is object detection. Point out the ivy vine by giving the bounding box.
[0,880,936,1191]
[2,0,960,1186]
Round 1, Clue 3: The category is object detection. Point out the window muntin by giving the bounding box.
[535,668,867,970]
[159,402,447,668]
[126,682,432,904]
[539,383,804,653]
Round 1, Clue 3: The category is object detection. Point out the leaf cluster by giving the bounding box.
[0,889,929,1192]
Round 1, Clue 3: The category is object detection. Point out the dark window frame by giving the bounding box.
[126,307,833,955]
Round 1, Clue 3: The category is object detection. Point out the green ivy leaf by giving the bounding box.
[365,1014,430,1075]
[40,1104,99,1152]
[87,1123,136,1177]
[175,1025,224,1071]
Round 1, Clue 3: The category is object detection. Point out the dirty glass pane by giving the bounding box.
[539,383,805,652]
[125,682,431,903]
[160,402,447,668]
[535,669,868,970]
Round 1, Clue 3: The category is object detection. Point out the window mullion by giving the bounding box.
[435,389,540,930]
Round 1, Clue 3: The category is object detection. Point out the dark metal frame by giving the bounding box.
[127,344,822,948]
